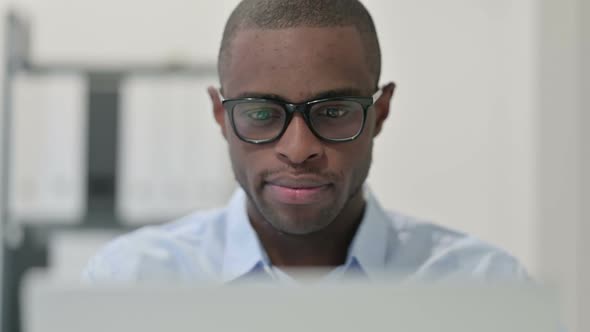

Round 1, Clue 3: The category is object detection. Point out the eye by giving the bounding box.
[246,109,276,120]
[319,107,350,118]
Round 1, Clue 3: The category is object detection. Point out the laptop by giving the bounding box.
[21,272,560,332]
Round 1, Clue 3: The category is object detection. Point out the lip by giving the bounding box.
[264,176,332,205]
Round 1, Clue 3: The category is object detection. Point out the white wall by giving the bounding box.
[579,0,589,330]
[536,0,583,330]
[12,0,241,66]
[365,0,538,275]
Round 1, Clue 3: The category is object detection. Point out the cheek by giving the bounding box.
[227,136,272,185]
[341,141,373,191]
[226,130,250,182]
[326,139,372,176]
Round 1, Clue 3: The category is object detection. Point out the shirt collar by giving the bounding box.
[221,187,393,283]
[344,188,392,280]
[221,189,269,283]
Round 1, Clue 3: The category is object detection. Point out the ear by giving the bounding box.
[208,86,227,139]
[373,82,396,137]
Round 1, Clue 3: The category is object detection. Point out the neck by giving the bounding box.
[249,192,366,268]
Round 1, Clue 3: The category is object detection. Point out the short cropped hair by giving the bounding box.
[218,0,381,88]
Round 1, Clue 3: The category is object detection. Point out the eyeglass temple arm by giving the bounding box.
[372,88,383,103]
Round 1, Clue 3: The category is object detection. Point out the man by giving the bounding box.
[84,0,527,283]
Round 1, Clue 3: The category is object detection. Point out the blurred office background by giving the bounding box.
[0,0,586,331]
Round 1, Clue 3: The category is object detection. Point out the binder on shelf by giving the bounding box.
[118,75,235,225]
[9,73,88,224]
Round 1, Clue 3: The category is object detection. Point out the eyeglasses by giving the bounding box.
[222,90,382,144]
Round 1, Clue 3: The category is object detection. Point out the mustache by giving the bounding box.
[259,166,342,182]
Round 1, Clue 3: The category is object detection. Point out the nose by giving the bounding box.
[275,114,324,165]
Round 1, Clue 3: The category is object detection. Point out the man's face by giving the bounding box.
[214,26,390,235]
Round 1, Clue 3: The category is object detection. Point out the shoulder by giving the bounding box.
[82,208,227,283]
[384,210,529,281]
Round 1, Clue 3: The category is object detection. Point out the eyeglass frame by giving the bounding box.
[221,89,383,144]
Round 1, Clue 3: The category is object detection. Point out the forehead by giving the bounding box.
[223,26,374,101]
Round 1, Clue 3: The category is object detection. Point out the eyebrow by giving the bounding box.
[231,88,367,103]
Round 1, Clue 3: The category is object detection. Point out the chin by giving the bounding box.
[271,220,331,236]
[246,182,346,234]
[263,208,336,235]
